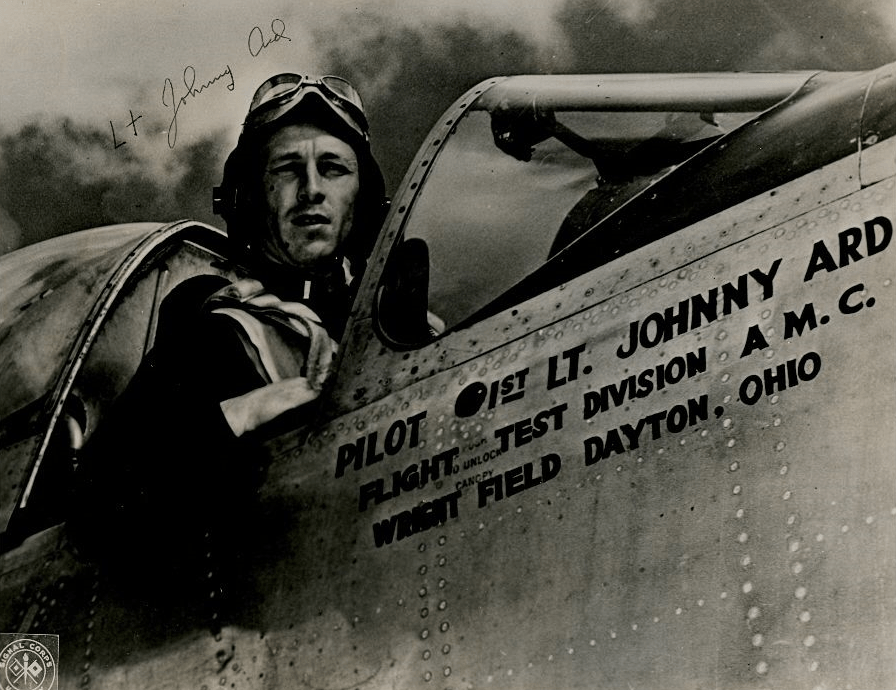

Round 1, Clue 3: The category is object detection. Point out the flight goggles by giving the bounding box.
[244,74,369,141]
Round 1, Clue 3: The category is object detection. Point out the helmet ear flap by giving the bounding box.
[213,144,257,261]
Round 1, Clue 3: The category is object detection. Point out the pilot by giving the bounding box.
[70,75,386,586]
[209,74,386,435]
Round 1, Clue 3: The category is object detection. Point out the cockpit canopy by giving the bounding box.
[380,72,829,341]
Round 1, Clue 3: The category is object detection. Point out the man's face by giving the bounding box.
[261,123,360,270]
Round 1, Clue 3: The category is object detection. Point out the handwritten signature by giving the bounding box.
[248,18,291,57]
[161,64,235,148]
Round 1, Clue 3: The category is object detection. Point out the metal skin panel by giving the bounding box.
[0,78,892,690]
[231,162,893,690]
[46,150,890,689]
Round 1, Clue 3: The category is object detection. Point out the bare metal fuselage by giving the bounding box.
[1,64,894,689]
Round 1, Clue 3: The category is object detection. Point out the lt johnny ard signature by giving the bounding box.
[159,19,290,149]
[248,18,291,57]
[162,64,235,149]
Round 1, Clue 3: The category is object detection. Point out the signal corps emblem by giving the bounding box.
[0,634,58,690]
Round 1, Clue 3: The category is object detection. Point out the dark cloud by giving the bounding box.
[2,6,892,255]
[315,14,542,193]
[0,118,228,254]
[555,0,896,72]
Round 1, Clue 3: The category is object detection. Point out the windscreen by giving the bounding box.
[392,103,760,337]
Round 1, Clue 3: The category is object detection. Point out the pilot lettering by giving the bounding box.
[454,367,529,417]
[493,403,568,452]
[839,283,875,314]
[803,216,892,282]
[583,347,706,417]
[738,351,821,405]
[477,453,562,507]
[358,448,459,511]
[547,343,587,389]
[617,259,782,359]
[584,395,709,464]
[335,411,427,478]
[371,490,462,547]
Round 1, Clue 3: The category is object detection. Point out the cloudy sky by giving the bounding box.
[1,0,893,253]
